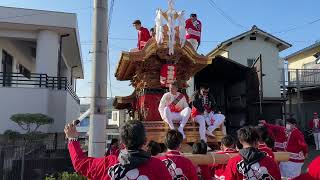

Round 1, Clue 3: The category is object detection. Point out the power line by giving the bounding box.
[207,0,247,30]
[272,17,320,34]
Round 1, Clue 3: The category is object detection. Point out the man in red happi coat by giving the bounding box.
[66,120,171,180]
[133,20,151,50]
[210,135,238,180]
[224,126,281,180]
[158,129,198,180]
[185,13,202,50]
[261,118,308,179]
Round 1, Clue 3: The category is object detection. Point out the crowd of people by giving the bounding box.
[63,12,320,180]
[65,117,320,180]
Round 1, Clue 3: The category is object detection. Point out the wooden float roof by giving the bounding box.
[115,38,212,81]
[113,93,135,110]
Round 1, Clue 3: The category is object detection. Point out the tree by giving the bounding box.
[10,113,54,133]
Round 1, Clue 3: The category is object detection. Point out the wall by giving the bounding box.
[65,91,80,126]
[0,87,80,134]
[226,35,281,98]
[0,38,35,73]
[288,54,317,69]
[47,90,80,133]
[0,87,49,133]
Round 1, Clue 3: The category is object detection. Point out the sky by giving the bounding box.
[1,0,320,104]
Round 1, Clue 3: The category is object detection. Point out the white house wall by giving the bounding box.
[65,91,81,126]
[0,87,50,133]
[0,38,34,73]
[0,87,80,134]
[226,35,281,98]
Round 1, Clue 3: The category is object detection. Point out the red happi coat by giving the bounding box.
[258,144,275,160]
[196,165,212,180]
[68,141,171,180]
[264,123,287,152]
[158,150,198,180]
[160,64,177,87]
[309,118,320,133]
[138,27,151,50]
[185,18,202,43]
[210,148,238,180]
[265,123,307,163]
[291,156,320,180]
[224,155,281,180]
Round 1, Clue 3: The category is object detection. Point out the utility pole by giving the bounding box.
[89,0,108,157]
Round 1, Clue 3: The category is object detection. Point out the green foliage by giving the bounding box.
[3,130,21,140]
[10,113,54,133]
[45,172,86,180]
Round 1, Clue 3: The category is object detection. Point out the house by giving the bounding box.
[0,6,84,134]
[285,41,320,128]
[197,25,292,125]
[286,41,320,70]
[207,25,291,98]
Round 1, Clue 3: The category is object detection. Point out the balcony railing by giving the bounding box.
[283,69,320,88]
[0,72,80,104]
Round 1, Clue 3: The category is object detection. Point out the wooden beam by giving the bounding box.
[157,152,290,165]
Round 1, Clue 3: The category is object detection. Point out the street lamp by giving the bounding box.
[58,34,70,89]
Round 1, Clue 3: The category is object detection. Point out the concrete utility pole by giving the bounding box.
[89,0,108,157]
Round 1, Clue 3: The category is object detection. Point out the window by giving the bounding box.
[250,36,256,40]
[112,112,118,122]
[247,58,255,67]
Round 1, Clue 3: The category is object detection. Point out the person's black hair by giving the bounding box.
[255,126,275,149]
[200,83,209,89]
[119,120,146,150]
[255,126,269,142]
[236,140,243,150]
[221,135,234,148]
[265,136,275,149]
[190,13,197,17]
[160,143,167,153]
[237,126,259,146]
[132,19,141,25]
[150,28,154,32]
[192,140,207,154]
[110,138,119,145]
[286,118,297,125]
[164,129,183,150]
[147,140,161,156]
